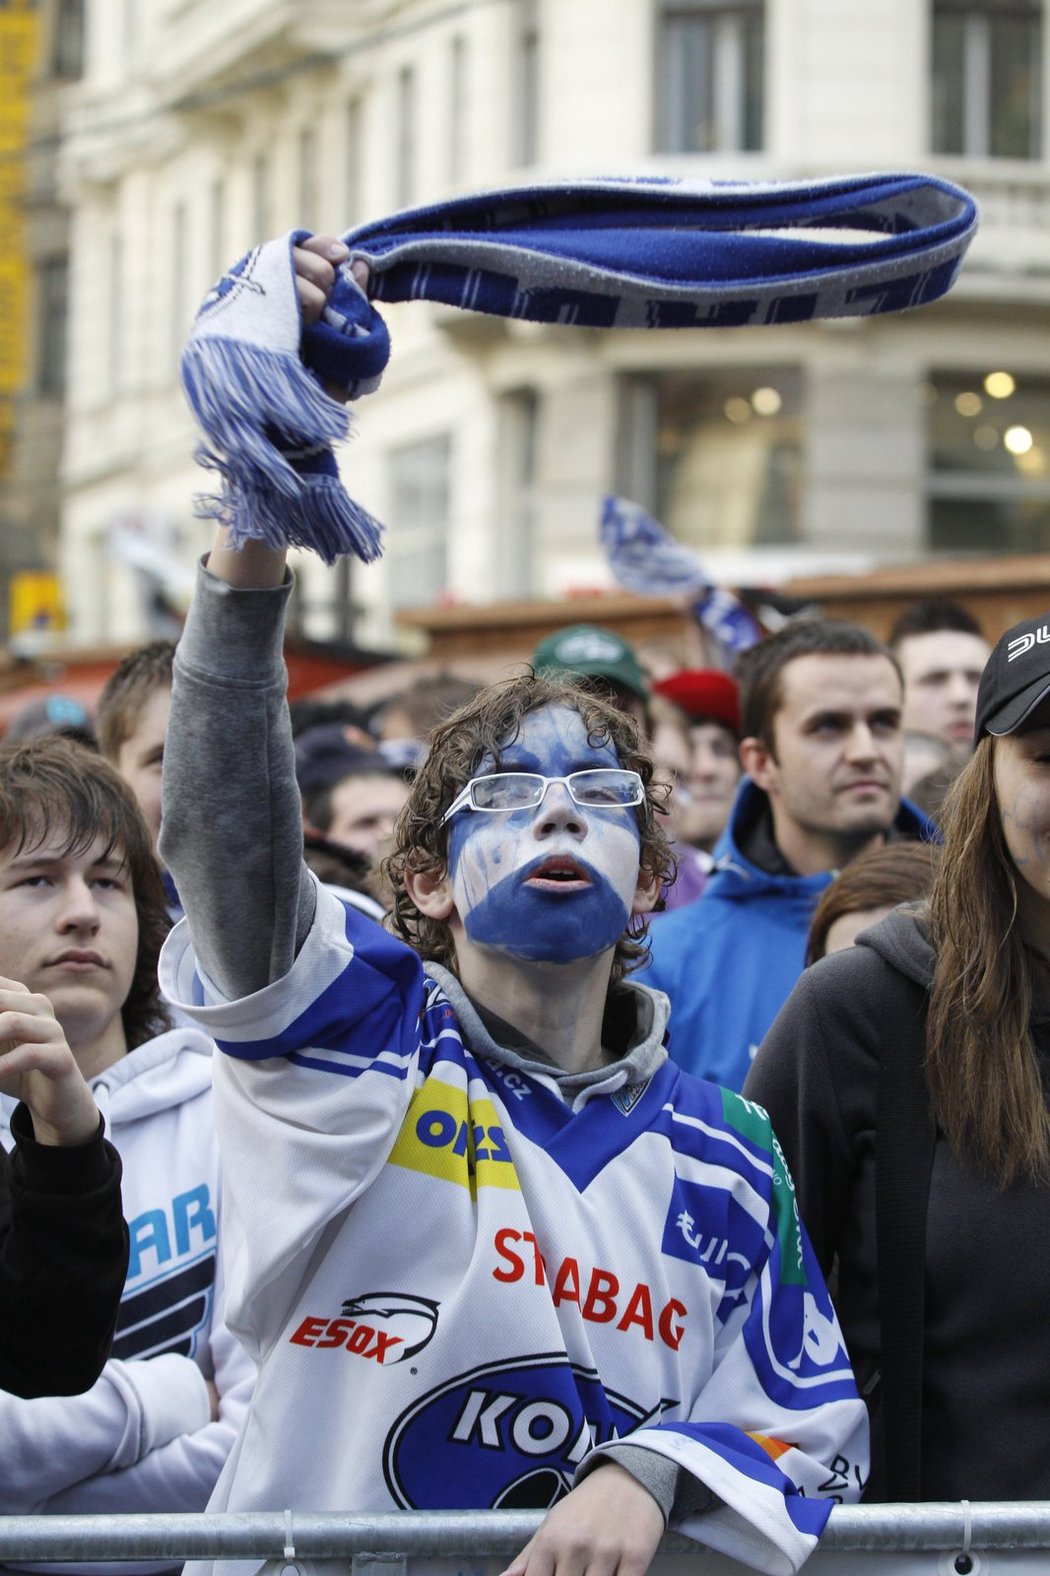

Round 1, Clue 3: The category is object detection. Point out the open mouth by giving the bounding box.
[523,856,592,891]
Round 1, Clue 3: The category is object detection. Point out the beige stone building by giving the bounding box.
[43,0,1050,650]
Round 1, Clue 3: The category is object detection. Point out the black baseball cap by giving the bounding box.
[974,611,1050,742]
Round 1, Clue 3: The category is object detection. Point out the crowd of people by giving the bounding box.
[1,228,1048,1576]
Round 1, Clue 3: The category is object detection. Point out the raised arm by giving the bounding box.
[160,236,360,1000]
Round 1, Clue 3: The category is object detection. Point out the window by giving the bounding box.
[37,255,68,398]
[107,229,123,395]
[298,126,319,230]
[122,0,139,68]
[170,200,189,370]
[208,177,226,283]
[252,152,272,238]
[927,369,1050,550]
[388,436,451,608]
[931,0,1043,158]
[345,97,364,224]
[498,390,539,595]
[449,33,469,182]
[510,0,540,166]
[656,2,765,154]
[395,65,417,208]
[52,0,84,79]
[618,369,801,549]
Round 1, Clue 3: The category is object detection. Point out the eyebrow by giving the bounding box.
[490,755,616,775]
[5,850,127,873]
[802,706,901,727]
[917,667,982,683]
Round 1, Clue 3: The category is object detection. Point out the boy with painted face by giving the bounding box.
[436,709,648,964]
[159,236,867,1576]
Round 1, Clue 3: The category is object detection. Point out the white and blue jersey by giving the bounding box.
[161,885,866,1576]
[0,1028,255,1570]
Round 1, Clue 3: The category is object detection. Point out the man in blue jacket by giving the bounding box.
[645,620,935,1091]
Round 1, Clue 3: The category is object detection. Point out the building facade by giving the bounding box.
[45,0,1050,649]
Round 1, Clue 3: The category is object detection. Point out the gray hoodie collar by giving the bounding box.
[425,961,669,1101]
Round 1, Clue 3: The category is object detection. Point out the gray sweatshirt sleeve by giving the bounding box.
[576,1443,715,1527]
[158,560,316,1001]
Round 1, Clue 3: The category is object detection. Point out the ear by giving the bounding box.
[631,863,662,919]
[404,861,456,921]
[739,735,777,795]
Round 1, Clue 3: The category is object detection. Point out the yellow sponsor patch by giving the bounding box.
[387,1080,521,1195]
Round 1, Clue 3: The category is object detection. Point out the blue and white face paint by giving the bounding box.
[445,704,643,964]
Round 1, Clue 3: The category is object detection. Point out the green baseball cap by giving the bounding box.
[532,624,649,700]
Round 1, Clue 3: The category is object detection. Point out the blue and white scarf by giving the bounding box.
[600,495,764,654]
[181,171,977,563]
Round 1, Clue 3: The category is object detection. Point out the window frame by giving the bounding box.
[653,0,766,155]
[930,0,1044,159]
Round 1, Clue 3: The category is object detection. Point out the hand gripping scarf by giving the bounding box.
[181,170,977,564]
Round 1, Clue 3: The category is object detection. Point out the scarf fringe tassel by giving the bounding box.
[182,338,383,563]
[193,467,384,566]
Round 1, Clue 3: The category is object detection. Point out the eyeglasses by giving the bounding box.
[440,769,645,827]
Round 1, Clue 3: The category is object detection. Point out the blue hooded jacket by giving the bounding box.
[642,779,936,1092]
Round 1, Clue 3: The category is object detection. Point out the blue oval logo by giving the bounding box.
[383,1354,653,1509]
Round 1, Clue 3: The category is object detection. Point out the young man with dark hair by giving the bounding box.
[646,620,934,1092]
[887,598,990,764]
[97,641,177,850]
[0,739,252,1547]
[297,742,409,866]
[157,235,866,1576]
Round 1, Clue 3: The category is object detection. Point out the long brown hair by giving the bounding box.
[926,736,1050,1185]
[384,671,672,982]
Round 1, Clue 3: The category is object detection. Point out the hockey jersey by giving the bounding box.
[161,885,867,1576]
[0,1027,255,1573]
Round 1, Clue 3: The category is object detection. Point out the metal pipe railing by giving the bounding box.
[0,1504,1049,1563]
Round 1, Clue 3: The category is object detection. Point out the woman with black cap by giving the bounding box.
[745,609,1050,1503]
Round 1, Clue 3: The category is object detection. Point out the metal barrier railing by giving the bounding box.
[1,1505,1050,1573]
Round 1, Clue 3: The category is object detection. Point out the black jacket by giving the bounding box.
[1,1103,129,1397]
[745,908,1050,1501]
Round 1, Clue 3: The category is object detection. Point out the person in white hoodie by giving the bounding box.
[0,736,253,1565]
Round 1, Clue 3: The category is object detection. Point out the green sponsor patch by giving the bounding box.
[720,1089,807,1287]
[720,1088,772,1151]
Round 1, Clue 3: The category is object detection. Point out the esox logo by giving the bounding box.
[288,1292,439,1366]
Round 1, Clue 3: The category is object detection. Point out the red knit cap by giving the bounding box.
[652,669,741,733]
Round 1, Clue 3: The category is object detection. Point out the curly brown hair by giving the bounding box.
[384,672,672,982]
[0,737,171,1049]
